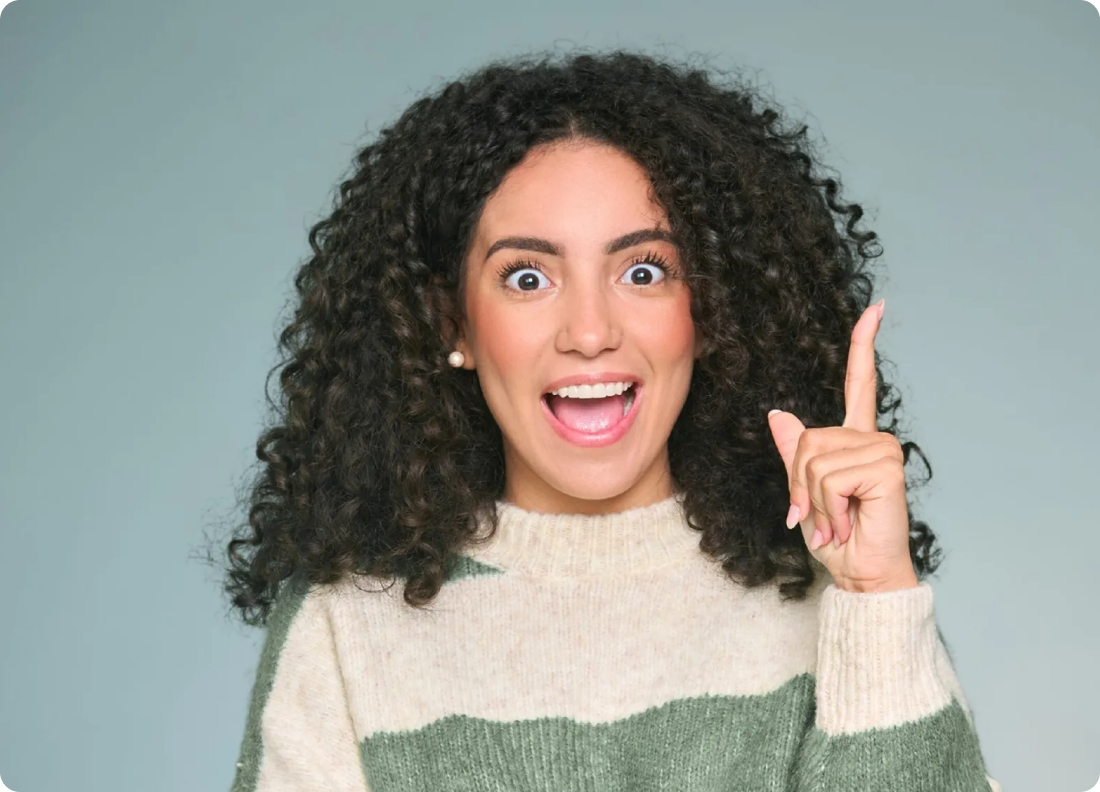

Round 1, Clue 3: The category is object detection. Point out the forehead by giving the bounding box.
[472,141,670,245]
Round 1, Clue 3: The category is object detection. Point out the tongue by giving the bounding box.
[548,394,625,433]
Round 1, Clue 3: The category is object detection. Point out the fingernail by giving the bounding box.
[833,534,840,548]
[810,528,824,550]
[768,409,782,418]
[785,503,800,529]
[876,298,885,321]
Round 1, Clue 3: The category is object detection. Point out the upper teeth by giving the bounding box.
[548,382,634,399]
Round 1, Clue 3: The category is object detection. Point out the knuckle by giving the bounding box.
[878,432,903,457]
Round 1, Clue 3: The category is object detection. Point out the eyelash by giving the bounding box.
[495,251,673,291]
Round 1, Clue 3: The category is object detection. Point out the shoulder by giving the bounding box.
[259,570,378,652]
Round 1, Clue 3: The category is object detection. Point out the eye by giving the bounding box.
[499,262,551,292]
[494,251,674,293]
[620,251,668,286]
[624,258,664,286]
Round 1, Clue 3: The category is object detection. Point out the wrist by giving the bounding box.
[835,568,920,593]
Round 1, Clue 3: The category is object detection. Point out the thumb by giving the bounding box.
[767,409,805,480]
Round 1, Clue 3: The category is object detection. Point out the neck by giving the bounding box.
[501,459,676,516]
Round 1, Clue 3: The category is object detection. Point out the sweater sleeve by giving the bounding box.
[229,574,372,792]
[790,581,1001,792]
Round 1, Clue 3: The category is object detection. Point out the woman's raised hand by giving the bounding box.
[766,300,919,593]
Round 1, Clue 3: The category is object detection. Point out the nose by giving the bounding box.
[554,279,623,357]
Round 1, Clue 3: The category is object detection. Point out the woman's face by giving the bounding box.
[456,140,703,515]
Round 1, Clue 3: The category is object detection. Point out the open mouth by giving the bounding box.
[542,382,638,435]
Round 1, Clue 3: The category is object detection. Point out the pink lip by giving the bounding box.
[541,383,642,448]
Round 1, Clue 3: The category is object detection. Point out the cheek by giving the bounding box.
[640,291,697,359]
[467,286,697,382]
[466,296,542,394]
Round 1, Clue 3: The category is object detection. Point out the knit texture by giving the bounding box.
[228,493,1001,791]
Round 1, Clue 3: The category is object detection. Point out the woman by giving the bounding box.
[220,49,1000,791]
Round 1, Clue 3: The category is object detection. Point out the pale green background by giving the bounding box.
[1,0,1097,789]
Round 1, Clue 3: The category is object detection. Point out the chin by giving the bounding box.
[551,476,634,503]
[538,457,652,505]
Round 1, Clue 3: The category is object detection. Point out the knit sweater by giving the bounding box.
[228,493,1001,791]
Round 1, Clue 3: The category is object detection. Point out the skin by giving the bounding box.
[445,138,920,591]
[451,138,704,516]
[767,302,920,593]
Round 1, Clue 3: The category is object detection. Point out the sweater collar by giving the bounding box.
[463,493,702,578]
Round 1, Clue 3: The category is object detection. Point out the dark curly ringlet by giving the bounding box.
[212,47,943,628]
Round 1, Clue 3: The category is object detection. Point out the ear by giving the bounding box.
[693,330,706,359]
[428,273,471,365]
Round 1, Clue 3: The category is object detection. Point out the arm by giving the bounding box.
[229,573,371,792]
[791,581,1000,792]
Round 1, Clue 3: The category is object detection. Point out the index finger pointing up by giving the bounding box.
[842,299,885,433]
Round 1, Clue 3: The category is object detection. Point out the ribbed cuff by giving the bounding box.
[814,581,952,735]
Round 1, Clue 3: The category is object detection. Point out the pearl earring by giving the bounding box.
[447,350,465,368]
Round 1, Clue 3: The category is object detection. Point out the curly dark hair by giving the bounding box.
[207,47,944,628]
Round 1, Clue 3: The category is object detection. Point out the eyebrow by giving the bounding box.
[483,228,675,261]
